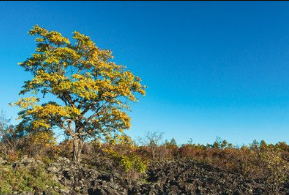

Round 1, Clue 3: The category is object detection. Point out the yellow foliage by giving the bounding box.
[12,25,146,162]
[30,131,57,147]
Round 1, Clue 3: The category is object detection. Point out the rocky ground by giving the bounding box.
[2,156,289,195]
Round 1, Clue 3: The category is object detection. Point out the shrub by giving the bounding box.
[261,148,289,193]
[103,136,149,181]
[0,164,64,194]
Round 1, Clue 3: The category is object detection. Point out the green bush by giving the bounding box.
[0,164,63,194]
[109,150,148,173]
[120,154,147,173]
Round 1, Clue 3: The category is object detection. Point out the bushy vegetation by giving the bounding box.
[0,163,63,194]
[1,116,289,194]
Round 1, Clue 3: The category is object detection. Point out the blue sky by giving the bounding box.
[1,2,289,145]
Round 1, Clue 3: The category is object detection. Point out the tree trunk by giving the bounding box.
[73,134,83,164]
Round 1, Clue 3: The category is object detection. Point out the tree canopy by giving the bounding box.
[12,25,146,162]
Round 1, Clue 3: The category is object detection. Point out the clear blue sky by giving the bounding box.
[1,2,289,145]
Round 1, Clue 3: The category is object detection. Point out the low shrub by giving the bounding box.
[0,164,64,195]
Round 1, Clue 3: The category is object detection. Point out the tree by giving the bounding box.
[0,111,23,156]
[138,131,163,160]
[169,138,177,146]
[0,111,10,141]
[12,25,146,163]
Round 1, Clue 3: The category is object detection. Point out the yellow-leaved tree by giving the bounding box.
[12,25,146,163]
